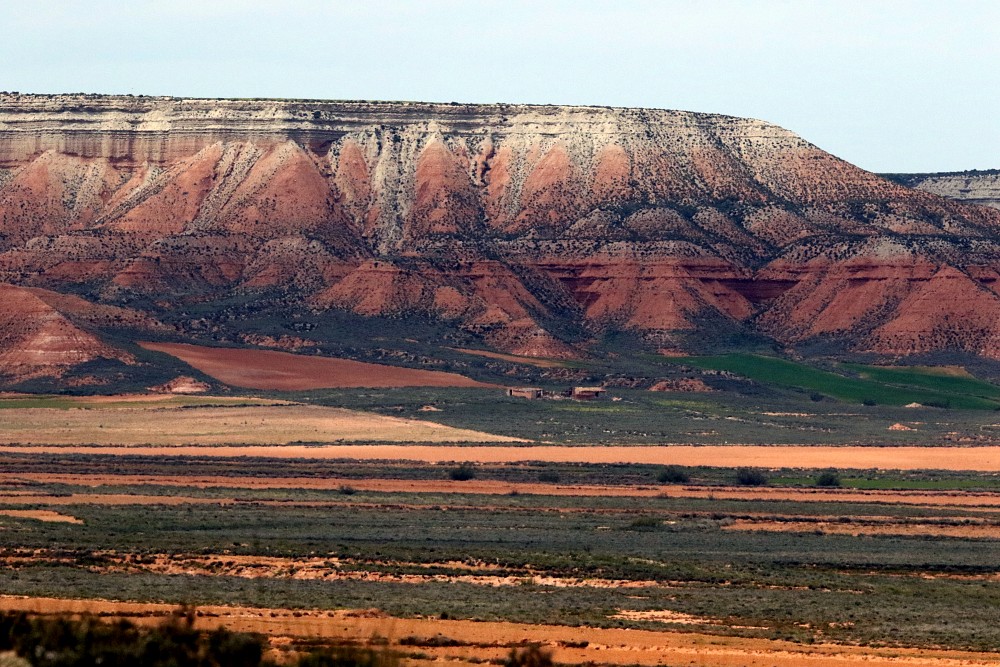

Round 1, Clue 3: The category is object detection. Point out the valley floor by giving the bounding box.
[5,394,1000,664]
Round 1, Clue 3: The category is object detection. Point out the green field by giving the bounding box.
[670,354,1000,409]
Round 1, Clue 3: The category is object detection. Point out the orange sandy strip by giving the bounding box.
[0,494,233,506]
[450,347,567,368]
[0,509,82,524]
[6,444,1000,471]
[11,473,1000,509]
[0,597,995,667]
[724,519,1000,539]
[139,342,493,390]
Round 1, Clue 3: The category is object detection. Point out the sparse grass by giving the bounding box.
[287,387,1000,445]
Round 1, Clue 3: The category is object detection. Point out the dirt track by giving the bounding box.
[140,342,493,389]
[0,597,994,667]
[6,444,1000,470]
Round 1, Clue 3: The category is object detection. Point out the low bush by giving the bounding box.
[735,468,768,486]
[815,471,842,487]
[448,464,476,481]
[504,645,553,667]
[658,465,690,484]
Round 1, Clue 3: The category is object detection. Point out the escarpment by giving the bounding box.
[884,170,1000,211]
[3,93,1000,380]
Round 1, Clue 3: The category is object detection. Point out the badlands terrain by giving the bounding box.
[5,94,1000,665]
[4,94,1000,387]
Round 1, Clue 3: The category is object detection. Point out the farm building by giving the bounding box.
[572,386,606,400]
[507,387,543,399]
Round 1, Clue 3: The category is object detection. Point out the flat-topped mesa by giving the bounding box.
[3,93,1000,367]
[0,93,804,164]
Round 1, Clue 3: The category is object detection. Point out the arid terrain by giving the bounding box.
[4,95,1000,388]
[139,342,493,390]
[6,401,1000,665]
[6,94,1000,665]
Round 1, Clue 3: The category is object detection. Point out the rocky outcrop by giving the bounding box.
[149,376,210,394]
[884,171,1000,210]
[0,284,142,380]
[3,94,1000,372]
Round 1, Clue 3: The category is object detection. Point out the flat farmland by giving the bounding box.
[7,455,1000,665]
[7,442,1000,470]
[0,400,519,445]
[7,393,1000,665]
[0,598,995,667]
[139,341,493,389]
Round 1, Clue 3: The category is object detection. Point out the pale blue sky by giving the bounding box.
[3,0,997,173]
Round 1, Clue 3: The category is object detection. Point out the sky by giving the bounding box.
[2,0,998,173]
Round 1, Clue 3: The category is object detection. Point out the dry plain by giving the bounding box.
[5,394,1000,665]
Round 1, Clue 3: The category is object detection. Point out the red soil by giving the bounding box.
[15,441,1000,472]
[13,473,1000,509]
[138,341,492,390]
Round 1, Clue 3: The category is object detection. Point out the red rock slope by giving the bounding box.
[2,94,1000,363]
[0,284,140,380]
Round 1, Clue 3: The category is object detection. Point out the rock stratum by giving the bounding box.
[3,93,1000,381]
[884,170,1000,211]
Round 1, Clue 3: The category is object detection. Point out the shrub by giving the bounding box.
[0,608,400,667]
[735,468,768,486]
[861,398,877,406]
[448,463,476,481]
[810,392,824,402]
[657,465,690,484]
[626,516,662,531]
[815,470,841,487]
[504,645,553,667]
[537,471,560,483]
[338,485,357,495]
[295,646,398,667]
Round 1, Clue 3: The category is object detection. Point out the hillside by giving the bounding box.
[3,93,1000,383]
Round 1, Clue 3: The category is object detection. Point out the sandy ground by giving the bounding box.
[724,518,1000,538]
[13,472,1000,508]
[0,597,995,667]
[0,404,518,445]
[450,347,567,368]
[2,552,659,590]
[5,444,1000,470]
[140,342,493,389]
[0,509,81,524]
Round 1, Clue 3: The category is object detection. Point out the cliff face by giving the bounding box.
[884,171,1000,211]
[3,93,1000,378]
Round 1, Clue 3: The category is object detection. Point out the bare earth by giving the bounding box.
[6,443,1000,470]
[450,347,567,368]
[140,341,493,389]
[14,473,1000,508]
[0,510,81,524]
[0,404,519,445]
[0,597,994,667]
[724,518,1000,538]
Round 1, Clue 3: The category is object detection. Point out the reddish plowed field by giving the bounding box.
[9,443,1000,471]
[139,342,492,389]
